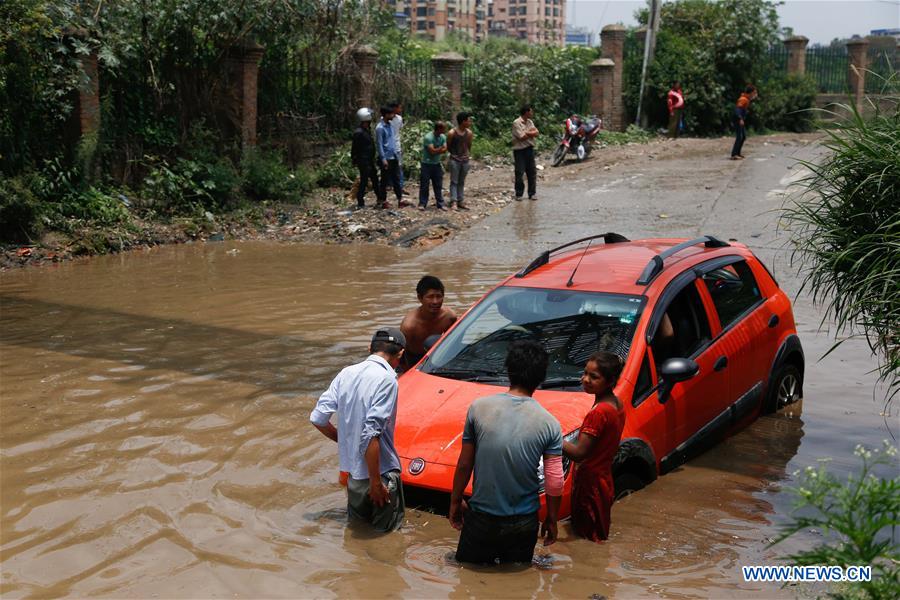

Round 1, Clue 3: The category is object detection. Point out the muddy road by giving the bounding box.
[1,133,896,598]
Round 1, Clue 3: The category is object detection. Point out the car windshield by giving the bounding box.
[420,287,644,389]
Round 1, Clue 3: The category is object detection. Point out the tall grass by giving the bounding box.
[781,89,900,405]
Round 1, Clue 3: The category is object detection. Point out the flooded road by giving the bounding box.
[2,135,896,598]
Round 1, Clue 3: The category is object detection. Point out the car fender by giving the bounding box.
[768,333,804,397]
[612,437,658,484]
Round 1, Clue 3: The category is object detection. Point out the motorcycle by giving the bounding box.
[551,115,602,167]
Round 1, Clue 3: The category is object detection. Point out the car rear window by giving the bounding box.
[420,287,644,389]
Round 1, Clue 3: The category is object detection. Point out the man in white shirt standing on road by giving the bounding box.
[310,328,407,532]
[389,101,406,193]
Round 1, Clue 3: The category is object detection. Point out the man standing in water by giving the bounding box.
[399,275,458,372]
[309,328,407,532]
[449,340,564,564]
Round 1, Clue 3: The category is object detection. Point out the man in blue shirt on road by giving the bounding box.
[310,328,407,532]
[375,107,411,210]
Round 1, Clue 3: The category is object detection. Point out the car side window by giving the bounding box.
[632,352,653,406]
[651,282,712,367]
[702,260,762,329]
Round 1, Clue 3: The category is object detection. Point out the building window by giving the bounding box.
[428,7,435,15]
[417,20,427,30]
[416,6,426,16]
[553,8,559,16]
[545,7,550,15]
[428,20,435,28]
[448,8,456,17]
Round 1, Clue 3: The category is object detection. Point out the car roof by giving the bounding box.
[504,237,751,296]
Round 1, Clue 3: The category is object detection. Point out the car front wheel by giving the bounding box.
[765,364,802,413]
[613,471,645,501]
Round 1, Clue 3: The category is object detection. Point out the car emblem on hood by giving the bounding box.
[409,458,426,475]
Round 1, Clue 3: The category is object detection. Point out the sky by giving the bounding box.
[565,0,900,45]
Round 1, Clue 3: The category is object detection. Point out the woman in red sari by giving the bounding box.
[563,351,626,542]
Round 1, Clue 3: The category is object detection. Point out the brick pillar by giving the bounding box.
[351,45,379,110]
[784,35,809,76]
[635,26,647,47]
[224,41,265,150]
[64,28,101,140]
[589,58,615,122]
[846,38,869,109]
[433,51,466,112]
[600,24,626,131]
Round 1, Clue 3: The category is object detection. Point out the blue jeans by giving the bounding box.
[419,163,444,208]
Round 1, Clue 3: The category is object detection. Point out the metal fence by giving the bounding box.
[767,44,789,74]
[806,46,849,93]
[866,46,898,93]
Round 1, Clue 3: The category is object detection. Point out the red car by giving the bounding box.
[395,234,804,517]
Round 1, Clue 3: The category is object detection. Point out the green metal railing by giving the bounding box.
[866,46,898,93]
[806,46,849,93]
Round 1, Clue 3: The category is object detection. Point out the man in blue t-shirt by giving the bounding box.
[449,340,564,564]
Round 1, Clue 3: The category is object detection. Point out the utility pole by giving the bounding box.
[635,0,662,127]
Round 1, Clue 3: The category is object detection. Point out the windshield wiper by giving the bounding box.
[539,378,584,390]
[428,366,506,383]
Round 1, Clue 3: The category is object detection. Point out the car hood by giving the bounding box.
[395,371,592,466]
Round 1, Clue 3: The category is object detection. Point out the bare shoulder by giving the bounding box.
[442,307,458,325]
[400,309,419,333]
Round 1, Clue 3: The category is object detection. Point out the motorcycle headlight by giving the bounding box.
[537,429,580,491]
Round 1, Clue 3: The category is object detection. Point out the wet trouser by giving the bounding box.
[668,108,683,138]
[449,160,470,205]
[731,121,746,157]
[513,147,537,199]
[347,470,405,533]
[356,162,382,207]
[380,159,403,202]
[419,162,444,208]
[455,509,539,564]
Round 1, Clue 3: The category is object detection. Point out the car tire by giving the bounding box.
[613,471,645,501]
[765,364,802,414]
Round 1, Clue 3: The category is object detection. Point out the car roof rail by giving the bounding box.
[515,232,630,278]
[635,235,730,286]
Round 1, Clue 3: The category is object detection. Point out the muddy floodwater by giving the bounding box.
[1,240,893,599]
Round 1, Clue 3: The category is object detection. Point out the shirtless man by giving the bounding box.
[399,275,457,372]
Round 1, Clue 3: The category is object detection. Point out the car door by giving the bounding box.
[641,273,731,469]
[698,258,769,419]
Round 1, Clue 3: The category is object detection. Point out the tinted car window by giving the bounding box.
[421,287,643,389]
[651,282,711,366]
[702,261,762,329]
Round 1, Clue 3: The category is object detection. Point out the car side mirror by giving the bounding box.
[423,334,441,353]
[658,358,700,404]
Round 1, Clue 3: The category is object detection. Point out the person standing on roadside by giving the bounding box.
[449,340,564,564]
[447,112,474,211]
[309,328,407,533]
[389,101,407,193]
[667,82,685,139]
[731,85,757,160]
[418,121,448,211]
[376,106,411,209]
[562,351,626,543]
[512,105,539,201]
[350,107,383,209]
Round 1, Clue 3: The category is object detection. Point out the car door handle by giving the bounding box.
[714,356,728,371]
[768,314,780,328]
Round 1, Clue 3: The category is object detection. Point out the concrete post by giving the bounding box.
[432,51,466,111]
[600,24,626,131]
[589,58,615,122]
[351,45,379,110]
[64,28,101,141]
[224,40,265,150]
[846,38,869,108]
[784,35,809,76]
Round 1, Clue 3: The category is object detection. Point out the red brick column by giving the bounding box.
[433,51,466,112]
[589,58,615,122]
[600,24,626,131]
[351,45,379,110]
[224,41,265,150]
[846,38,869,109]
[784,35,809,76]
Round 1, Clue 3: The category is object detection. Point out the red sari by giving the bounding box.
[571,400,626,542]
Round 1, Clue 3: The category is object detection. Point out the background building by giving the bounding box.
[565,25,593,46]
[487,0,566,45]
[388,0,488,41]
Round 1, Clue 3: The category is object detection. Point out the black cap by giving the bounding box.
[372,327,406,349]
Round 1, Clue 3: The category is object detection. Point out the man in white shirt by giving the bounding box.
[310,328,407,532]
[389,101,406,192]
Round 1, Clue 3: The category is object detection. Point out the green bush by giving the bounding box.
[773,444,900,600]
[241,148,314,202]
[0,175,44,243]
[141,156,239,215]
[752,74,819,132]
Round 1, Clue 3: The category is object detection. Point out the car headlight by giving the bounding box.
[537,429,580,491]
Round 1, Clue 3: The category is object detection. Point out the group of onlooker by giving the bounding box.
[666,80,759,159]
